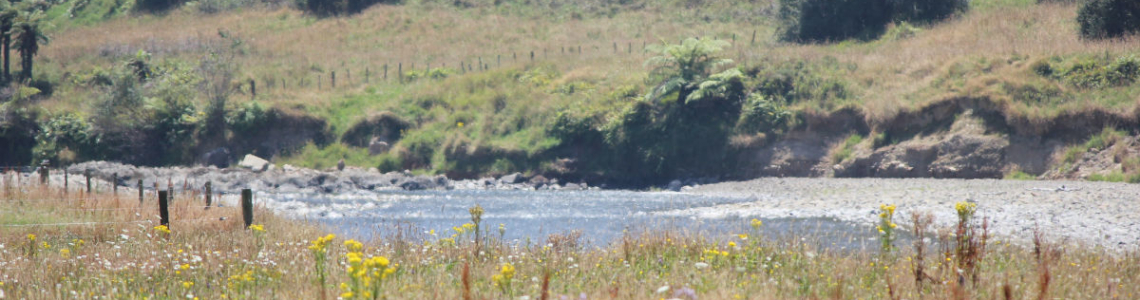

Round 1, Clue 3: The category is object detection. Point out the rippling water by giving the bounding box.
[264,190,897,251]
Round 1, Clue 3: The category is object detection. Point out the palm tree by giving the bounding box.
[0,0,18,83]
[643,37,733,103]
[10,9,48,81]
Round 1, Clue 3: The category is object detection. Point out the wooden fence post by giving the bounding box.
[365,68,370,83]
[204,181,212,209]
[158,190,170,227]
[250,79,256,99]
[628,42,632,54]
[64,170,68,194]
[38,161,47,185]
[751,30,756,46]
[331,71,336,88]
[398,63,403,83]
[138,179,143,204]
[530,51,534,62]
[318,75,322,90]
[578,45,581,55]
[384,64,388,81]
[241,189,253,228]
[168,179,174,200]
[613,42,617,53]
[478,57,483,71]
[497,55,501,68]
[112,173,117,195]
[85,170,91,194]
[346,69,351,83]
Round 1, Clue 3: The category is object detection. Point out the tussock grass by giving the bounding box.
[2,173,1139,299]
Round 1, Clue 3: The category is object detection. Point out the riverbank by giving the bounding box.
[2,181,1138,299]
[690,177,1140,250]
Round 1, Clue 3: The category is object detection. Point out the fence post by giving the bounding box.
[331,71,336,88]
[365,67,370,83]
[250,79,256,99]
[318,75,322,90]
[497,55,501,68]
[398,63,403,83]
[628,42,631,54]
[205,181,212,209]
[478,57,483,71]
[64,169,68,194]
[85,170,91,194]
[530,51,534,62]
[112,172,118,196]
[168,178,174,200]
[138,179,143,204]
[751,30,756,46]
[241,189,253,228]
[38,161,47,185]
[158,190,170,227]
[578,45,581,55]
[346,69,351,84]
[613,42,617,53]
[513,52,516,61]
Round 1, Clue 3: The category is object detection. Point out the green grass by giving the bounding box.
[1087,170,1140,183]
[830,134,863,163]
[1005,170,1037,180]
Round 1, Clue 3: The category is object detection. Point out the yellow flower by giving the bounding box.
[41,242,50,249]
[183,281,194,288]
[500,263,516,280]
[26,234,35,241]
[457,122,465,128]
[750,218,763,229]
[60,249,70,258]
[728,241,737,248]
[154,225,171,235]
[248,224,265,232]
[181,264,190,270]
[738,234,748,240]
[344,239,364,252]
[340,292,353,298]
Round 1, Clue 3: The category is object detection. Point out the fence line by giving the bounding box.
[0,217,230,228]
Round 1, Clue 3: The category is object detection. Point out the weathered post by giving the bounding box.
[112,173,118,195]
[513,52,516,61]
[64,170,68,194]
[497,55,501,68]
[168,178,174,200]
[751,30,756,46]
[331,71,336,88]
[383,64,388,81]
[250,79,256,99]
[613,42,617,53]
[346,69,351,83]
[530,51,534,61]
[398,63,403,83]
[158,191,170,227]
[38,160,48,185]
[205,181,212,209]
[365,67,370,83]
[85,170,91,194]
[318,75,322,90]
[578,45,581,55]
[628,42,632,54]
[138,179,144,204]
[241,189,253,228]
[478,57,483,71]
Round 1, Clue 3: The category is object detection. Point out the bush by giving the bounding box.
[777,0,966,43]
[1040,56,1140,89]
[1077,0,1140,40]
[298,0,397,16]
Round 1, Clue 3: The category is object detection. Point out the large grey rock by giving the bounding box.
[500,172,526,184]
[239,154,270,172]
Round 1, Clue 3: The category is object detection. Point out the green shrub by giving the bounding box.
[1004,170,1036,180]
[1077,0,1140,40]
[298,0,397,16]
[1037,56,1140,89]
[777,0,967,43]
[735,94,792,134]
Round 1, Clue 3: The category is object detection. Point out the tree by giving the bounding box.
[643,38,733,103]
[10,9,48,81]
[0,0,18,83]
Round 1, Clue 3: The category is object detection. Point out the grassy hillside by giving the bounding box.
[11,0,1140,180]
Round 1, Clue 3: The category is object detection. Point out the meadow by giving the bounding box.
[1,174,1137,299]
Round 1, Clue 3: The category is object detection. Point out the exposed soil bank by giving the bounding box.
[738,97,1140,181]
[689,177,1140,250]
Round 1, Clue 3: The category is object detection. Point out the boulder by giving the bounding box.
[500,172,526,184]
[239,154,270,172]
[368,139,391,155]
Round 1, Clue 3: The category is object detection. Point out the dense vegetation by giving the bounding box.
[777,0,968,42]
[1077,0,1140,40]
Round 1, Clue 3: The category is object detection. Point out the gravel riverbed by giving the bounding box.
[689,177,1140,250]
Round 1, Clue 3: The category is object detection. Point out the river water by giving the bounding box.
[265,189,895,251]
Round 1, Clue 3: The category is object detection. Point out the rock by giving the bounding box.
[238,154,270,172]
[500,172,526,184]
[667,180,683,192]
[282,164,298,172]
[368,140,391,155]
[203,147,231,168]
[528,175,549,189]
[337,159,346,171]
